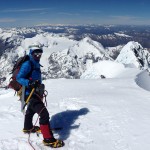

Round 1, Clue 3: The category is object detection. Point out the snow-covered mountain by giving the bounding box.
[81,41,150,80]
[1,26,150,85]
[47,37,112,79]
[0,31,114,84]
[116,41,150,69]
[106,45,123,59]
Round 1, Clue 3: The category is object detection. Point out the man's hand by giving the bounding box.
[28,80,40,89]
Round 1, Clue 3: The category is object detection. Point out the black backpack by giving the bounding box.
[8,55,33,92]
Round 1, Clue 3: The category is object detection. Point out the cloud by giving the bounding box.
[110,15,139,20]
[0,18,16,23]
[107,15,150,25]
[39,12,48,15]
[1,8,48,13]
[83,10,101,13]
[58,12,80,16]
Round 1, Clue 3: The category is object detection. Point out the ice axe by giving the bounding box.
[23,88,35,110]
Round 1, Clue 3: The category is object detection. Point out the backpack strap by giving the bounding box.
[23,61,34,99]
[26,60,34,80]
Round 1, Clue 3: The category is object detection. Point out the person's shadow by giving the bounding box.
[49,108,89,140]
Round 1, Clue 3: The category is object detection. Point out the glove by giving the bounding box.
[28,80,40,89]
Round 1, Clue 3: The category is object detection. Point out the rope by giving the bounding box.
[28,107,46,150]
[27,91,48,150]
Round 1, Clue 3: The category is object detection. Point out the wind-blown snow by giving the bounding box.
[1,61,150,150]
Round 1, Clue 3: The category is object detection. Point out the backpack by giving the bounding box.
[8,55,33,92]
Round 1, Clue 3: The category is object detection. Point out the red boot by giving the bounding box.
[40,124,64,148]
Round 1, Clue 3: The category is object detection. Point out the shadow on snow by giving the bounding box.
[50,108,89,140]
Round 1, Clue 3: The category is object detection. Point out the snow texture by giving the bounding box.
[1,28,150,150]
[0,61,150,150]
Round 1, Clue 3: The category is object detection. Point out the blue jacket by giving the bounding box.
[16,54,42,95]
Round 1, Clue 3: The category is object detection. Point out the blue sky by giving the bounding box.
[0,0,150,27]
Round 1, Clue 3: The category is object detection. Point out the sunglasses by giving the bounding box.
[33,53,42,56]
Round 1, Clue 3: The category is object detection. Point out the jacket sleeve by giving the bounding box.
[16,61,31,87]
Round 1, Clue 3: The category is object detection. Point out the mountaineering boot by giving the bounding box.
[23,126,41,133]
[43,138,65,148]
[40,124,64,148]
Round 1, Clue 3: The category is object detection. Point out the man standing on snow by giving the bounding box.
[16,44,64,148]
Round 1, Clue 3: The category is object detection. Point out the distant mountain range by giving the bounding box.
[0,25,150,85]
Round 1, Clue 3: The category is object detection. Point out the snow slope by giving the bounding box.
[0,61,150,150]
[136,70,150,91]
[81,61,126,79]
